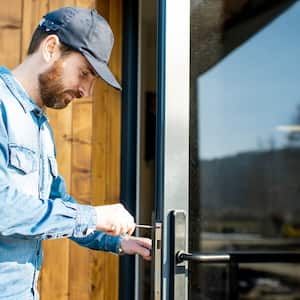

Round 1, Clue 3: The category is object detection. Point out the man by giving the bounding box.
[0,6,151,299]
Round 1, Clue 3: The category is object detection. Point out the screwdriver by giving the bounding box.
[135,224,153,229]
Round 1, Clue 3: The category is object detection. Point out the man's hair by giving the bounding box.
[27,26,73,56]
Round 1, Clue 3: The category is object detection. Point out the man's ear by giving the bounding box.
[41,34,61,62]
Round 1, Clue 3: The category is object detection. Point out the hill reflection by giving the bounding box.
[197,147,300,237]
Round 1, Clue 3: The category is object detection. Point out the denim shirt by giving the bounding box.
[0,67,121,300]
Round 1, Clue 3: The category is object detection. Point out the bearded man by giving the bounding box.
[0,7,151,299]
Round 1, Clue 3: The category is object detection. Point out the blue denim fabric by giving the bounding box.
[0,67,121,299]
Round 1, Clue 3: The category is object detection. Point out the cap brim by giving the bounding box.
[82,52,122,91]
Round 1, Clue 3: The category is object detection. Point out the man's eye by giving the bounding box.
[81,70,89,77]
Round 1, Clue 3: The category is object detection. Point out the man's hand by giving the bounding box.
[120,236,152,261]
[95,204,135,236]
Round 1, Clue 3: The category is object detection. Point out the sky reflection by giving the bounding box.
[198,2,300,160]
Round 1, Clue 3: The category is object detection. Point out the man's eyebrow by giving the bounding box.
[87,65,97,77]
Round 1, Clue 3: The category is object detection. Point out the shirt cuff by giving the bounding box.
[114,234,126,255]
[72,203,97,238]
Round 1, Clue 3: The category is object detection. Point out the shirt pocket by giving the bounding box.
[8,144,37,174]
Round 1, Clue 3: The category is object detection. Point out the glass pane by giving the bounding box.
[239,263,300,300]
[190,1,300,299]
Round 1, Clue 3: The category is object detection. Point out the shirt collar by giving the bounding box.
[0,66,47,119]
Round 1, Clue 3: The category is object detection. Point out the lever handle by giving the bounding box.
[176,250,300,264]
[176,251,230,264]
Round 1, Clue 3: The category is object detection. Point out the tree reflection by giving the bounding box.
[287,104,300,148]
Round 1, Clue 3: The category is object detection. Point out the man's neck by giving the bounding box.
[12,58,44,108]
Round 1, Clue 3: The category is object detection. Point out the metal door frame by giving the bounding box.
[120,1,139,300]
[155,0,190,299]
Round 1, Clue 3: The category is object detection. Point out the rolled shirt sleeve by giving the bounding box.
[50,174,121,253]
[70,231,123,254]
[0,171,97,240]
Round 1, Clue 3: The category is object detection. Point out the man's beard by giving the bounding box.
[38,58,80,109]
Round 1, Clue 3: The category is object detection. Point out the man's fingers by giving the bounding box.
[126,215,135,235]
[140,247,151,260]
[107,224,120,236]
[127,223,136,236]
[95,204,136,236]
[135,244,151,259]
[134,238,152,260]
[143,255,152,261]
[136,238,152,249]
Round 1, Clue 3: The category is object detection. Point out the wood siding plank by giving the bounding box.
[40,1,75,299]
[91,80,109,300]
[68,2,96,299]
[0,0,22,68]
[69,100,93,300]
[68,2,96,298]
[41,107,73,299]
[105,2,123,298]
[91,1,123,299]
[50,0,76,8]
[21,0,49,60]
[76,0,96,8]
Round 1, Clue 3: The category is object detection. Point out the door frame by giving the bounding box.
[155,0,190,299]
[119,1,139,299]
[121,1,191,299]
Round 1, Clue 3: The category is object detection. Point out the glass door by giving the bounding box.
[151,0,300,300]
[189,1,300,299]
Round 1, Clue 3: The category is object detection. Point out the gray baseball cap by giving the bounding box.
[39,6,121,90]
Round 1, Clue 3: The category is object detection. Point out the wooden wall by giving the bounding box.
[0,0,123,299]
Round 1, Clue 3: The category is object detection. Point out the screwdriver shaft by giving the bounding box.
[136,224,153,229]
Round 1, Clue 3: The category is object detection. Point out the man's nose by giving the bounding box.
[78,80,95,98]
[78,86,90,98]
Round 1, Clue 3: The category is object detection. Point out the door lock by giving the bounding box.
[151,222,162,300]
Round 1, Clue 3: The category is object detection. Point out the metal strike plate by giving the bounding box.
[170,210,188,300]
[152,222,162,300]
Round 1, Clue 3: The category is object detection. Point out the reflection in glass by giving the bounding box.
[190,1,300,299]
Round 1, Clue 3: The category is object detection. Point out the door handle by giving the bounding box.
[176,250,300,264]
[176,251,230,263]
